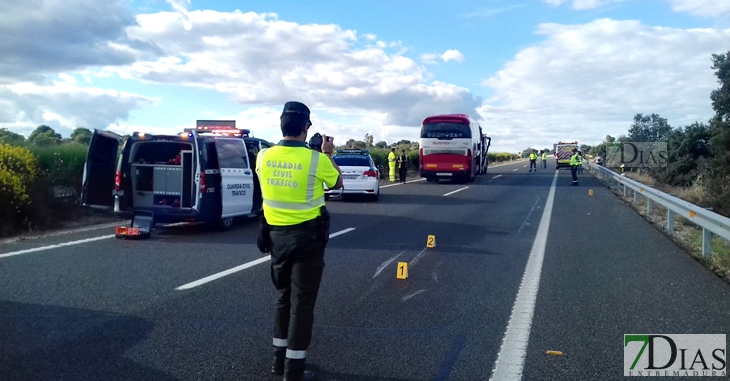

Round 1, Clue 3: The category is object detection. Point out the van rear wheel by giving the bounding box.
[217,217,234,231]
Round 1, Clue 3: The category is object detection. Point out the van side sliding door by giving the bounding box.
[214,139,254,217]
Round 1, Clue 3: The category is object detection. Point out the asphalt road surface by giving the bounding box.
[2,159,729,381]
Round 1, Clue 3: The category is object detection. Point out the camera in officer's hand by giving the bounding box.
[308,133,333,153]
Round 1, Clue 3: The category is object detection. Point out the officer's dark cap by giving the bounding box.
[282,101,311,125]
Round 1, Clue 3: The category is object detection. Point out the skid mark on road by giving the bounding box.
[373,251,406,279]
[401,289,426,302]
[516,194,541,236]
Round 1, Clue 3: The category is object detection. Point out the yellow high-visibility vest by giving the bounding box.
[256,140,340,226]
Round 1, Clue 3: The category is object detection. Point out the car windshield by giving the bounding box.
[333,156,370,167]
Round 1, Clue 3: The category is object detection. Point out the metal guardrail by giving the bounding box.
[585,161,730,258]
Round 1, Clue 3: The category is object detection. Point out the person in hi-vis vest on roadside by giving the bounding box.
[541,152,547,169]
[388,147,396,182]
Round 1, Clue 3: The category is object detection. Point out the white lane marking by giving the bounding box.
[401,289,426,302]
[175,227,356,290]
[329,227,356,238]
[513,168,519,172]
[373,251,406,279]
[493,174,503,179]
[489,169,558,381]
[0,235,116,259]
[380,178,427,188]
[443,187,469,196]
[0,221,129,244]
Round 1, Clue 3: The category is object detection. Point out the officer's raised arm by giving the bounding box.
[320,134,343,190]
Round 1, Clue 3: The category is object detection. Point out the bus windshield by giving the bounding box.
[421,122,471,139]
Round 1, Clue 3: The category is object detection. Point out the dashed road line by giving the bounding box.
[175,227,357,290]
[381,178,427,188]
[0,235,116,259]
[443,187,469,196]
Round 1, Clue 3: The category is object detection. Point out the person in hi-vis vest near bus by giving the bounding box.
[542,152,547,169]
[388,147,397,182]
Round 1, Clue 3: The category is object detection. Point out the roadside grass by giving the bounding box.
[591,166,730,283]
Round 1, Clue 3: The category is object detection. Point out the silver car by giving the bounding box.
[324,150,380,201]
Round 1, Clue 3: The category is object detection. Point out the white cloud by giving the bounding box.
[544,0,730,17]
[542,0,628,10]
[421,53,439,64]
[442,50,465,63]
[112,10,481,126]
[0,0,161,84]
[480,18,729,152]
[666,0,730,18]
[0,83,158,137]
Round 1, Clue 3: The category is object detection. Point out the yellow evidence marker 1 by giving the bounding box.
[427,235,436,248]
[589,189,594,196]
[397,262,408,279]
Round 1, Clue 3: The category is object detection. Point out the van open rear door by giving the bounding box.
[81,130,122,208]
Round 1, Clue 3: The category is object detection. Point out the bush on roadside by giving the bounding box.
[0,143,40,235]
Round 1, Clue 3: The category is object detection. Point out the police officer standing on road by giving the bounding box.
[397,149,408,184]
[529,150,537,172]
[570,148,581,186]
[541,151,547,169]
[256,101,343,381]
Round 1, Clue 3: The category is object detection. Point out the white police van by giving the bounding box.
[81,121,272,232]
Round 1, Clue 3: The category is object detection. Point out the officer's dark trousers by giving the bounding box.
[399,166,407,183]
[270,222,325,377]
[571,165,578,184]
[530,160,536,170]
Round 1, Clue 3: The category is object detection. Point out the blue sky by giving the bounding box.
[1,0,729,152]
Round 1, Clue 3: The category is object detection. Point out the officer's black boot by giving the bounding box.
[284,358,314,381]
[271,346,286,375]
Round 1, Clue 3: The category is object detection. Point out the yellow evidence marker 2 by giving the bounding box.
[589,189,594,196]
[397,262,408,279]
[427,235,436,248]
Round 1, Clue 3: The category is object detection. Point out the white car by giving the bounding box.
[324,149,380,201]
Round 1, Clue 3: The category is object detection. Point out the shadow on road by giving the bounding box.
[0,301,177,381]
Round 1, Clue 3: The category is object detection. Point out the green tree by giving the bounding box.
[375,141,387,149]
[0,128,26,145]
[70,127,92,145]
[364,134,374,148]
[706,51,730,213]
[627,113,672,142]
[27,125,61,146]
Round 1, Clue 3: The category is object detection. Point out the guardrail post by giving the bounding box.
[623,184,628,197]
[667,210,675,232]
[702,228,712,257]
[633,190,639,204]
[647,199,653,214]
